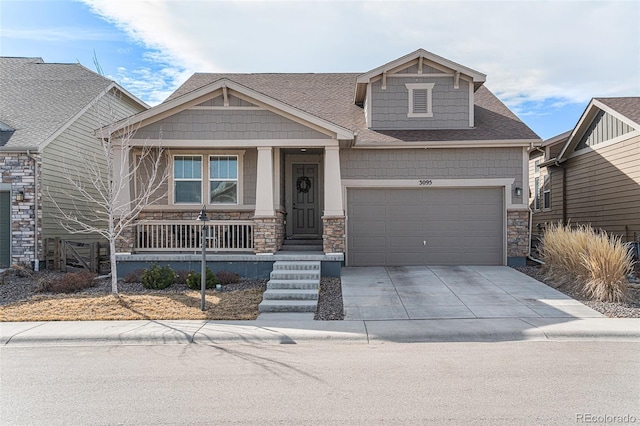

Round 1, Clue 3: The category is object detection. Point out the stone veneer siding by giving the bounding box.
[253,211,285,254]
[507,209,529,258]
[1,153,41,266]
[322,216,345,253]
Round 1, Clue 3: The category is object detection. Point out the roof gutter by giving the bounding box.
[0,146,40,153]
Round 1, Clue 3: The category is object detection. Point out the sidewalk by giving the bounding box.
[2,317,639,346]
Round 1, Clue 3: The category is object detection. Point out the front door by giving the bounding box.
[292,164,319,235]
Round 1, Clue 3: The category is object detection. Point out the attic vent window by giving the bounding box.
[405,83,434,118]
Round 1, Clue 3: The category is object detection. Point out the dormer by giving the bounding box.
[355,49,486,131]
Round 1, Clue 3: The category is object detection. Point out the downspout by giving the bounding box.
[27,150,39,271]
[527,144,546,265]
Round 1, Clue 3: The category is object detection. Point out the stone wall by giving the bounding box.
[253,211,285,254]
[322,216,345,253]
[0,153,41,266]
[507,209,529,258]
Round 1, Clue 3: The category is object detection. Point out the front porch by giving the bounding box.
[119,145,346,257]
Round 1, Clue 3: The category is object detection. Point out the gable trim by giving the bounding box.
[557,98,640,161]
[40,83,146,152]
[566,129,640,161]
[357,49,486,84]
[108,79,354,141]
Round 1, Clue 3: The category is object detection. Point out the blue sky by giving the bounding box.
[1,0,639,140]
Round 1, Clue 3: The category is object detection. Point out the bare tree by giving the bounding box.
[48,89,167,294]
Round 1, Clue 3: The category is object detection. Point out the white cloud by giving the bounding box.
[81,0,640,111]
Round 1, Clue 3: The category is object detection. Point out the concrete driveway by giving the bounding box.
[341,266,603,320]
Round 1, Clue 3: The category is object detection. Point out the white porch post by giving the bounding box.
[255,146,275,216]
[323,146,343,216]
[113,143,131,215]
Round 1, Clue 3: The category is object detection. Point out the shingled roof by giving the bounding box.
[595,97,640,128]
[0,57,113,148]
[166,72,540,143]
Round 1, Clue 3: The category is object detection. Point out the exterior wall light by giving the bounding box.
[514,187,522,197]
[16,190,25,202]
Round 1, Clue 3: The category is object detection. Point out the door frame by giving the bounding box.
[342,178,514,266]
[284,154,323,238]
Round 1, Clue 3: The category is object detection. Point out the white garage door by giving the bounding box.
[347,188,504,266]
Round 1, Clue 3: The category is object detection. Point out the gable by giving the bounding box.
[136,92,331,141]
[575,109,633,151]
[114,78,353,142]
[557,98,640,161]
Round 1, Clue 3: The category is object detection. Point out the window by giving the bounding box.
[209,155,238,204]
[405,83,435,118]
[543,174,551,210]
[173,156,202,203]
[534,176,540,211]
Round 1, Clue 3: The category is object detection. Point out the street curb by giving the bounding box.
[1,318,639,346]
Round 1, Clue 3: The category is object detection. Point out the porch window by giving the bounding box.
[173,155,202,203]
[209,155,238,204]
[405,83,434,118]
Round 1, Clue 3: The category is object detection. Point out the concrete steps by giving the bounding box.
[259,261,321,313]
[280,238,323,252]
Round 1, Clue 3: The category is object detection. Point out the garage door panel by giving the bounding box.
[390,220,423,233]
[389,236,423,249]
[350,236,387,250]
[388,252,424,265]
[351,220,386,233]
[348,188,504,266]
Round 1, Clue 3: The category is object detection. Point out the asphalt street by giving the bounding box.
[2,341,639,425]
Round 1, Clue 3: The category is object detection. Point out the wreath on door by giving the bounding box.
[296,176,312,194]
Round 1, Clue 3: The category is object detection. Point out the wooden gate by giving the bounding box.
[44,238,109,273]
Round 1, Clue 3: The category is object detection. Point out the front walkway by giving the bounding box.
[341,266,604,320]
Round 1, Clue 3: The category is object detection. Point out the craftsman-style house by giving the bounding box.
[111,49,540,275]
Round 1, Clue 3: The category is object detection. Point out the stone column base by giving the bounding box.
[253,212,285,254]
[507,209,529,264]
[322,216,345,254]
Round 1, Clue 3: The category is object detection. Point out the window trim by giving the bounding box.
[169,151,245,207]
[405,83,435,118]
[542,174,551,211]
[209,154,239,205]
[533,160,540,211]
[173,155,203,205]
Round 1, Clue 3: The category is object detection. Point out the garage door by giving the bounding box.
[347,188,504,266]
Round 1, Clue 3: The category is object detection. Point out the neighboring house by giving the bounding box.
[0,57,147,268]
[111,48,540,273]
[529,97,640,244]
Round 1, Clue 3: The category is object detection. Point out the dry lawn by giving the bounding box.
[0,288,264,322]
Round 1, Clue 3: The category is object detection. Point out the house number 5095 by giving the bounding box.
[419,179,433,186]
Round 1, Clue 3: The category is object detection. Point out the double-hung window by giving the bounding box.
[209,155,238,204]
[533,160,540,211]
[543,175,551,210]
[174,156,202,203]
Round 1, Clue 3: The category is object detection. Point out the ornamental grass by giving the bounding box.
[540,223,634,302]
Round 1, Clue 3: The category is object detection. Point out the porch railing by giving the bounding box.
[135,220,254,252]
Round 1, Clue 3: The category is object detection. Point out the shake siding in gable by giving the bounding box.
[564,134,640,239]
[41,93,145,242]
[370,77,470,130]
[135,109,331,140]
